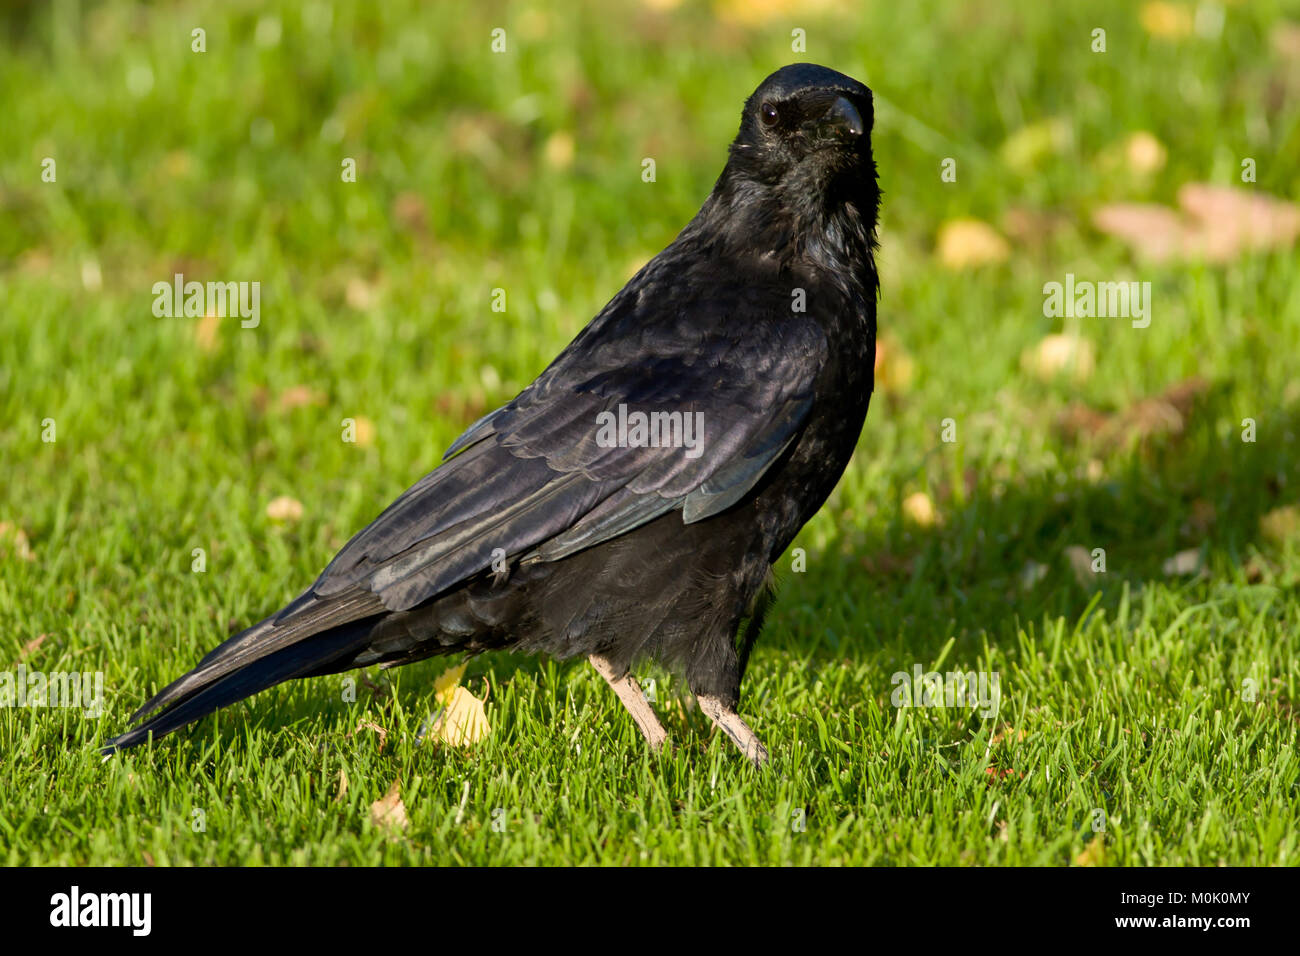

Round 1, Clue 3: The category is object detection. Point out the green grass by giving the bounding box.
[2,0,1299,865]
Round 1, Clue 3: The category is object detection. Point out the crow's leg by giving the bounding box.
[588,654,669,751]
[696,694,769,767]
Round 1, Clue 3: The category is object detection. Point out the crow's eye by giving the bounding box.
[760,102,780,127]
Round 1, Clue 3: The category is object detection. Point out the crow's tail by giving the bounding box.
[101,592,387,753]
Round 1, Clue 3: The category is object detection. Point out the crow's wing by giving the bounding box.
[112,275,828,739]
[306,308,828,615]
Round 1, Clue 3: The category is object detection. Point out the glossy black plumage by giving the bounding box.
[105,63,881,761]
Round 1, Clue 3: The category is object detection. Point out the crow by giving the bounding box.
[104,63,880,765]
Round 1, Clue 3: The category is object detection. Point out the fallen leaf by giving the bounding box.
[1075,833,1106,866]
[543,131,575,170]
[902,491,937,527]
[1273,21,1300,60]
[0,521,35,561]
[1057,377,1210,449]
[194,311,222,352]
[1260,505,1300,545]
[1022,333,1095,383]
[1064,545,1095,586]
[1141,1,1195,38]
[1020,560,1049,590]
[81,259,102,292]
[276,385,326,411]
[714,0,837,26]
[351,415,376,447]
[1124,131,1167,175]
[422,662,491,746]
[351,719,388,752]
[1094,185,1300,263]
[369,779,408,831]
[20,634,47,658]
[426,687,491,747]
[335,768,348,803]
[266,496,304,523]
[433,662,470,706]
[936,218,1009,269]
[873,336,915,393]
[1163,548,1203,576]
[391,192,428,235]
[1002,206,1070,245]
[346,277,376,311]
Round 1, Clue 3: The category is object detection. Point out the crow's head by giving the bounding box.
[704,64,878,266]
[726,63,874,196]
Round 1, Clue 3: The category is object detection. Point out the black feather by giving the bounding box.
[103,63,881,755]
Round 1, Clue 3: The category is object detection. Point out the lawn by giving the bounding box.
[1,0,1298,865]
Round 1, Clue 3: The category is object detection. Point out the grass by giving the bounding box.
[1,0,1299,865]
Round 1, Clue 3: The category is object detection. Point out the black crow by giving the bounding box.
[105,63,880,765]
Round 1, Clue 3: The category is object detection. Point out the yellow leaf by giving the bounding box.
[1141,1,1194,38]
[428,686,491,746]
[873,336,915,394]
[352,415,376,447]
[902,491,937,528]
[1075,833,1106,866]
[1260,506,1300,545]
[433,662,469,707]
[543,131,575,170]
[0,521,35,561]
[1124,131,1167,175]
[266,496,304,523]
[1021,334,1095,383]
[194,311,221,352]
[936,219,1009,269]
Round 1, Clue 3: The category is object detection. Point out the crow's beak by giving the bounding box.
[821,95,864,141]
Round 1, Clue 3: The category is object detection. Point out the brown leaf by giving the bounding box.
[936,218,1009,269]
[20,634,47,659]
[335,768,349,803]
[369,779,408,831]
[351,719,388,752]
[276,386,326,411]
[1094,185,1300,263]
[391,192,428,235]
[1056,378,1210,450]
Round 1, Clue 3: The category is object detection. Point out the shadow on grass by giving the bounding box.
[778,380,1296,669]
